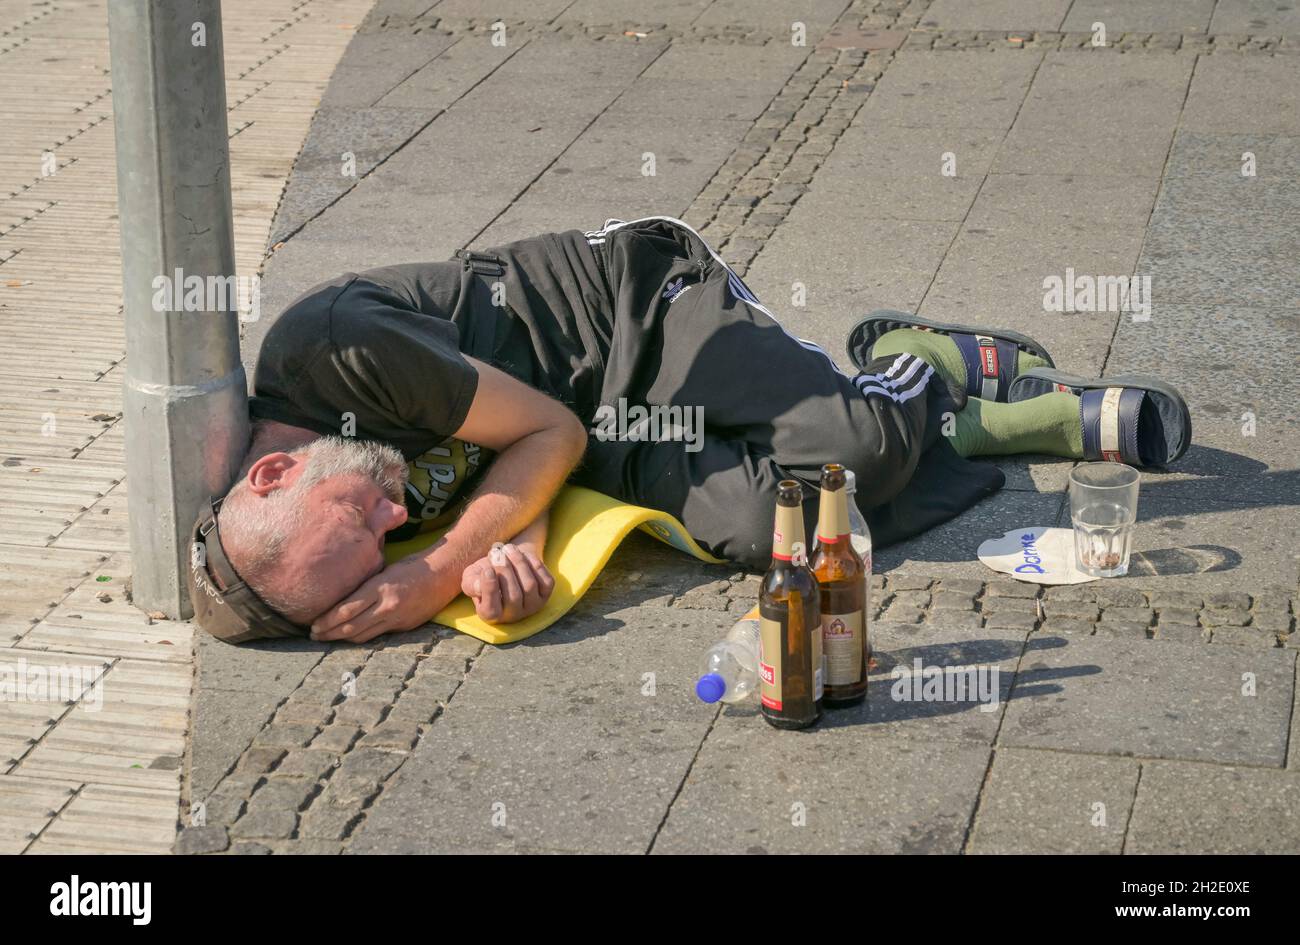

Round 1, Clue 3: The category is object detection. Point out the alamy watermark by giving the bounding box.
[151,268,261,322]
[1043,268,1151,321]
[890,658,1001,713]
[49,876,151,925]
[0,658,103,711]
[590,398,704,453]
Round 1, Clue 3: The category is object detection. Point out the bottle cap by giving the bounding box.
[695,673,726,704]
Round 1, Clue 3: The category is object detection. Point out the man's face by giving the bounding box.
[275,470,409,620]
[237,438,411,624]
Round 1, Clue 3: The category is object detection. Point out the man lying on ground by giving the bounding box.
[189,215,1190,645]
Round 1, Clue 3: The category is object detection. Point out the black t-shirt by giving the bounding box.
[249,266,480,459]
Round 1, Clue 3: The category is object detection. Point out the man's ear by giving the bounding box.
[246,451,305,496]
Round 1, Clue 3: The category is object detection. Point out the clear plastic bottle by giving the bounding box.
[695,605,762,704]
[845,469,873,569]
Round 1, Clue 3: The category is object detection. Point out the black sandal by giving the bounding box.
[1009,368,1192,466]
[846,310,1056,402]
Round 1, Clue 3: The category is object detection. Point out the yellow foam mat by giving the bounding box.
[383,484,724,645]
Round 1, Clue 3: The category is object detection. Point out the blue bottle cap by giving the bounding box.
[695,673,726,704]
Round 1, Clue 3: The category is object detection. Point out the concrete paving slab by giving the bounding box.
[1142,208,1300,270]
[1107,304,1300,473]
[874,488,1066,578]
[1141,248,1300,308]
[919,228,1143,373]
[856,51,1041,131]
[1001,634,1295,765]
[349,604,733,853]
[920,0,1070,31]
[508,111,755,211]
[349,705,706,853]
[820,623,1027,743]
[189,690,281,803]
[374,35,518,110]
[611,76,779,122]
[805,164,985,224]
[691,0,851,33]
[993,120,1178,178]
[745,210,959,364]
[967,747,1139,853]
[1127,761,1300,853]
[448,604,736,723]
[801,168,981,223]
[1100,488,1300,590]
[1181,55,1300,135]
[195,634,326,695]
[1010,52,1195,132]
[1209,0,1300,36]
[556,0,713,28]
[270,104,440,244]
[987,455,1072,494]
[1151,172,1300,224]
[432,0,574,19]
[821,122,1007,180]
[1162,131,1300,181]
[189,631,332,803]
[1291,684,1300,770]
[653,730,990,854]
[966,174,1159,232]
[268,182,491,268]
[641,36,810,82]
[1061,0,1216,34]
[321,29,457,108]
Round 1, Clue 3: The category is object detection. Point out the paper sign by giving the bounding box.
[977,526,1096,585]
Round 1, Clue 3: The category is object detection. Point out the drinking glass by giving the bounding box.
[1069,463,1140,578]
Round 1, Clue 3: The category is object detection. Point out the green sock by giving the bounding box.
[871,327,1051,393]
[949,392,1084,459]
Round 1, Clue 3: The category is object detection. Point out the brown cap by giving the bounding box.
[188,497,309,645]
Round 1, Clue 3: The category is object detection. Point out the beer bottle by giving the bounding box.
[758,480,823,730]
[811,464,868,707]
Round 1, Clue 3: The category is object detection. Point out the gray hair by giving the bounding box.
[218,434,408,623]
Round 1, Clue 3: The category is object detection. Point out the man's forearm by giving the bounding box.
[510,507,549,554]
[406,425,579,601]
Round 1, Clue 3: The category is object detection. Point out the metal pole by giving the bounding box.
[108,0,248,618]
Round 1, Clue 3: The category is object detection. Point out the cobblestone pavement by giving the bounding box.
[171,0,1300,854]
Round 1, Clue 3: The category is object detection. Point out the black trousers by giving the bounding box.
[561,216,997,570]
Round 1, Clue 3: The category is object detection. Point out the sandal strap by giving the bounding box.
[952,332,1018,401]
[1081,387,1144,464]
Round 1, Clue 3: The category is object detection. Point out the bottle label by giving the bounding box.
[759,616,783,710]
[822,610,864,686]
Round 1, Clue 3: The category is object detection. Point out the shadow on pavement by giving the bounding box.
[1128,544,1242,577]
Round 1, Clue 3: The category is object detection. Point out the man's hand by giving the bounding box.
[311,556,455,644]
[461,541,555,623]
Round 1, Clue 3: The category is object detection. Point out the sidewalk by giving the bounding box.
[176,0,1300,855]
[9,0,1295,855]
[0,0,371,853]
